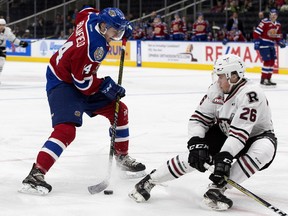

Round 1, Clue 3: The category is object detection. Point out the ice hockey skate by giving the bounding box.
[115,154,146,179]
[203,184,233,211]
[260,78,277,87]
[18,163,52,195]
[128,170,156,202]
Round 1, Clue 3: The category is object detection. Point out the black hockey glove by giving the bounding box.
[100,76,125,101]
[209,151,233,187]
[187,137,210,172]
[254,39,261,50]
[278,39,286,48]
[19,41,28,48]
[123,22,133,40]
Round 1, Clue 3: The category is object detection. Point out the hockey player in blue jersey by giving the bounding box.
[20,6,146,195]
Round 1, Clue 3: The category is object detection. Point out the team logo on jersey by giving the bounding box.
[212,96,224,104]
[108,9,116,17]
[94,47,104,60]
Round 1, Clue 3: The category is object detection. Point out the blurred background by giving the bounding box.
[1,0,288,42]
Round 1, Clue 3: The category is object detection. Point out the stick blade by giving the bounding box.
[88,180,109,194]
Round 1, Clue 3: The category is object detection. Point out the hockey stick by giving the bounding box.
[29,35,55,43]
[204,163,287,216]
[88,38,127,194]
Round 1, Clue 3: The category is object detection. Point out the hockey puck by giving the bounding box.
[104,190,113,195]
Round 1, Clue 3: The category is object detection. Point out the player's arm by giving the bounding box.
[5,27,28,47]
[253,23,262,50]
[70,46,125,99]
[188,83,219,138]
[276,25,286,48]
[187,84,219,172]
[209,90,260,186]
[221,93,260,157]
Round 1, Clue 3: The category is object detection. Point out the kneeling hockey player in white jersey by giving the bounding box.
[129,54,277,211]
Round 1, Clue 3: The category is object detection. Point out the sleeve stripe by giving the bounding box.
[230,134,246,145]
[230,125,250,137]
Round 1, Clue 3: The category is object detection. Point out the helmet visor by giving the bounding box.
[107,26,125,41]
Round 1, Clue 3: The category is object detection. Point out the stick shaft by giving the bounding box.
[204,163,287,215]
[88,39,127,194]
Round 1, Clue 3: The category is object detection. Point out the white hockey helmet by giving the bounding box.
[213,54,245,85]
[0,18,6,25]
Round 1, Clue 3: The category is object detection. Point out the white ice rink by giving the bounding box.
[0,61,288,216]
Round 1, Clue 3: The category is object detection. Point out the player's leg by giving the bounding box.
[267,47,277,85]
[129,153,194,202]
[20,84,84,195]
[0,56,5,84]
[229,134,276,187]
[203,133,276,210]
[93,101,145,173]
[259,47,276,86]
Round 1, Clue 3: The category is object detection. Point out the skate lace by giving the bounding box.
[32,171,45,182]
[207,183,227,194]
[121,155,139,167]
[141,178,155,192]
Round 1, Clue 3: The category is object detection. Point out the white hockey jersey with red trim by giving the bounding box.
[188,80,274,156]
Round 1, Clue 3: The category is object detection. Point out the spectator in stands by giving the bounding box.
[67,28,74,37]
[22,29,32,39]
[210,25,226,41]
[132,24,146,40]
[275,0,285,9]
[242,0,253,12]
[12,25,23,38]
[145,25,154,40]
[53,13,63,38]
[210,0,224,13]
[253,11,265,31]
[147,11,157,28]
[226,12,245,36]
[222,27,247,45]
[65,15,74,32]
[152,15,168,40]
[32,16,45,38]
[280,0,288,11]
[58,30,67,39]
[170,13,185,41]
[227,0,240,13]
[191,12,209,41]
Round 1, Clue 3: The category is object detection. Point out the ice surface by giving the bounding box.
[0,61,287,216]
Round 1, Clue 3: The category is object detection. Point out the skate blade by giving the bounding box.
[18,183,50,196]
[128,189,146,203]
[260,84,276,88]
[202,197,229,211]
[119,170,147,179]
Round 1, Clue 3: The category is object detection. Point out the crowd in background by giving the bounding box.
[5,0,288,43]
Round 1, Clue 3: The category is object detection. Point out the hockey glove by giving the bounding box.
[187,137,210,172]
[19,41,28,48]
[254,39,261,50]
[278,39,286,48]
[209,151,233,187]
[123,22,133,40]
[222,38,228,45]
[100,76,125,100]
